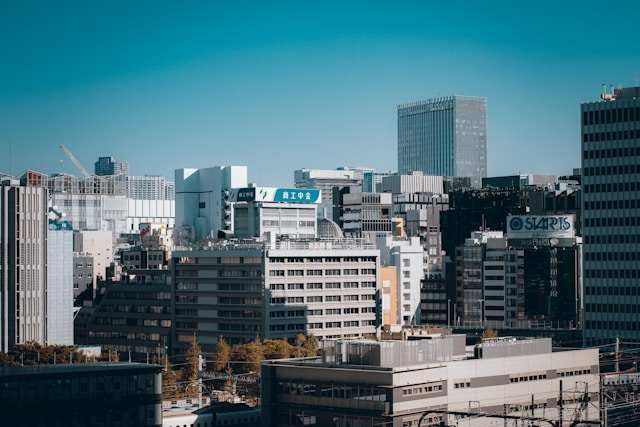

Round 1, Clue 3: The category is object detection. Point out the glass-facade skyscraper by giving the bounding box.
[397,95,487,188]
[581,86,640,346]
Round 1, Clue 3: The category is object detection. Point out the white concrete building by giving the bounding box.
[172,238,379,353]
[232,187,320,240]
[73,230,114,285]
[376,236,425,326]
[379,171,445,194]
[175,166,248,242]
[262,336,600,426]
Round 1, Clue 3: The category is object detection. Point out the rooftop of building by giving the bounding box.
[0,361,163,378]
[263,335,557,372]
[172,237,377,253]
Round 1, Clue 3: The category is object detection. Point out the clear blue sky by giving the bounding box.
[1,1,639,186]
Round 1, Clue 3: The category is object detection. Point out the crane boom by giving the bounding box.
[60,145,91,178]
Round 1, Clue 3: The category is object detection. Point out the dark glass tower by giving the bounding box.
[581,86,640,346]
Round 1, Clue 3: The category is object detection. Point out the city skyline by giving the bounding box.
[1,2,640,186]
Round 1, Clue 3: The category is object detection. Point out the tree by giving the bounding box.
[303,334,320,357]
[161,356,180,401]
[232,337,263,374]
[211,335,231,372]
[183,334,202,399]
[263,338,293,360]
[483,328,499,339]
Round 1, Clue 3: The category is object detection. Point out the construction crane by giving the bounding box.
[59,144,91,178]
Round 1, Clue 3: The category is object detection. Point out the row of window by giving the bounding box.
[270,307,371,317]
[584,251,640,261]
[582,128,640,143]
[270,257,374,263]
[583,215,638,227]
[269,268,376,276]
[585,320,640,332]
[268,323,305,331]
[583,164,640,177]
[509,371,547,383]
[306,320,376,329]
[583,145,640,160]
[556,367,591,377]
[402,382,443,395]
[585,285,640,296]
[270,281,376,290]
[582,105,640,125]
[277,381,387,401]
[584,268,640,279]
[585,303,640,314]
[583,234,640,245]
[270,294,376,304]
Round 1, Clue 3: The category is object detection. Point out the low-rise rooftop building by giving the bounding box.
[262,336,599,426]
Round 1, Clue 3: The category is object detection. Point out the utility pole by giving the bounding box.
[558,380,563,427]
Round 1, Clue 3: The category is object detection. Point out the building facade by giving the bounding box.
[294,167,370,218]
[94,156,129,176]
[231,187,320,240]
[171,239,379,354]
[0,180,48,352]
[261,336,600,427]
[0,362,162,427]
[47,219,74,345]
[581,86,640,345]
[376,236,425,326]
[398,95,487,188]
[342,192,393,240]
[174,166,248,242]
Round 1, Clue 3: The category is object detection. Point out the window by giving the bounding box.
[325,322,341,328]
[307,296,322,303]
[326,295,341,302]
[269,283,284,290]
[326,308,341,315]
[307,283,323,289]
[325,282,341,289]
[325,269,341,276]
[287,297,304,303]
[288,283,304,290]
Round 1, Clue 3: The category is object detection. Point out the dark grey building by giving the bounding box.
[581,86,640,346]
[0,362,162,427]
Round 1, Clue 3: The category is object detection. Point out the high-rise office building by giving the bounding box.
[94,156,129,176]
[581,86,640,346]
[0,179,48,351]
[47,219,74,345]
[398,96,487,187]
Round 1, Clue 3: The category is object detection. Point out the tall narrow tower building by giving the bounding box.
[581,86,640,346]
[398,95,487,187]
[0,180,48,351]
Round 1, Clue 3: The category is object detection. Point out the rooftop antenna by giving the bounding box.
[9,137,12,177]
